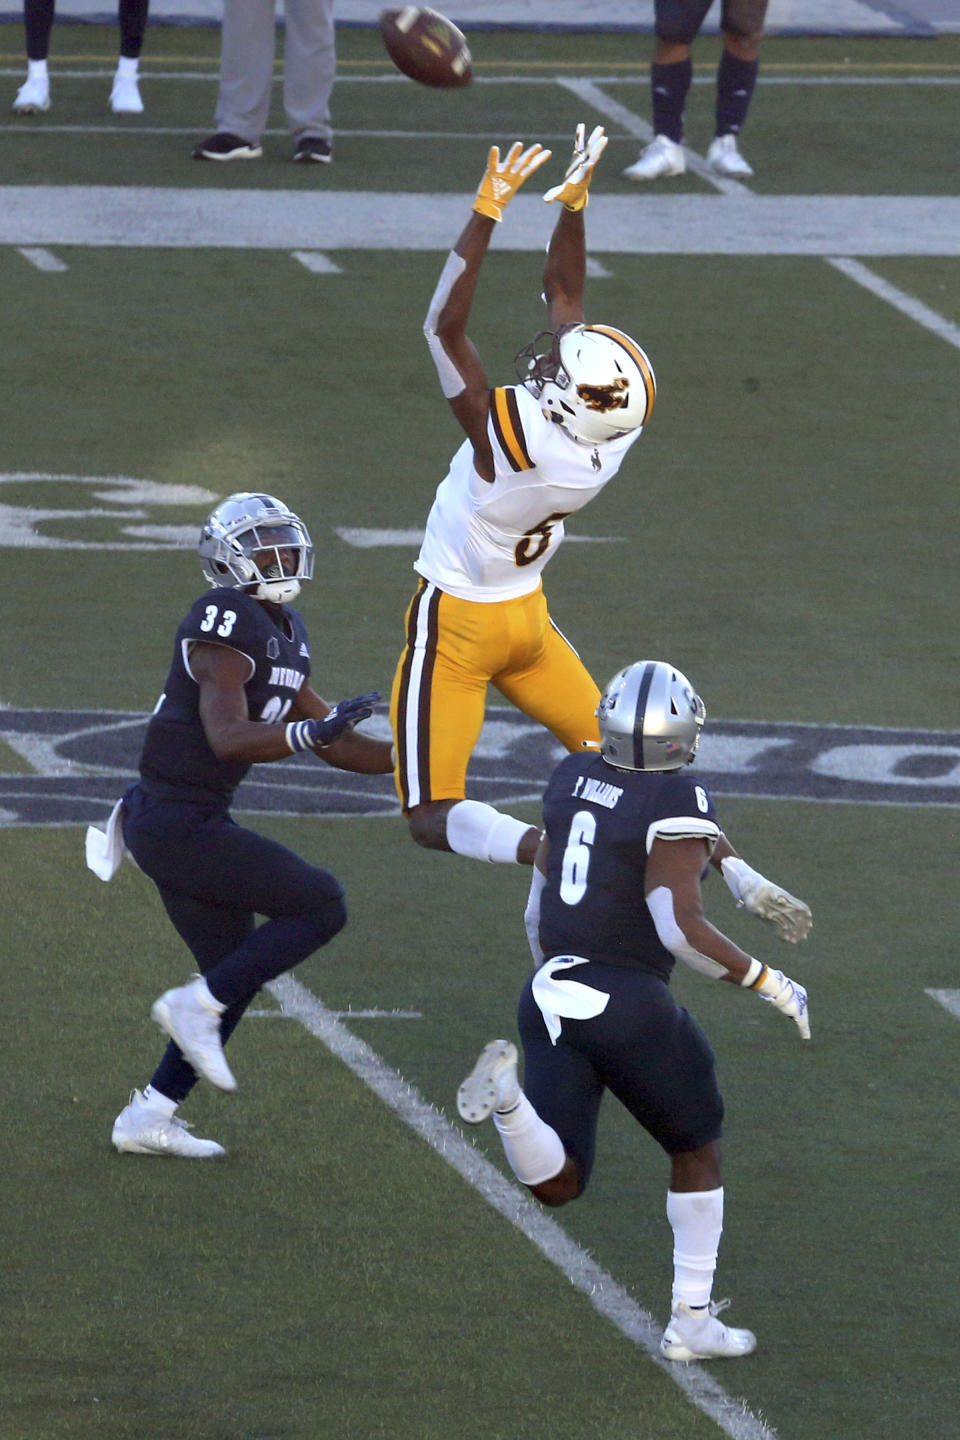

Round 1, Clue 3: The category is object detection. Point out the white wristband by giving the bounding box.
[740,958,766,989]
[286,721,313,754]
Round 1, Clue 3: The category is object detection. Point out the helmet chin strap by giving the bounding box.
[564,423,601,448]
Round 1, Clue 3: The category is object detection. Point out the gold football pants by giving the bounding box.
[391,579,601,811]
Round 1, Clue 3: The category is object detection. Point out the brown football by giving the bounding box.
[379,7,472,89]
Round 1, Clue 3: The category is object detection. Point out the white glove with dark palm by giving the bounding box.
[721,857,812,944]
[542,123,608,211]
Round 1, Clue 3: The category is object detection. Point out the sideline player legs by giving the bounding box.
[87,492,393,1158]
[623,0,768,181]
[191,0,335,162]
[458,659,811,1360]
[11,0,149,114]
[391,125,657,867]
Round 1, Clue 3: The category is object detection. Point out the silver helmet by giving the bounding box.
[198,492,314,605]
[515,323,656,446]
[597,660,705,772]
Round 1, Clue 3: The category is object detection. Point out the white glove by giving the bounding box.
[721,856,812,944]
[745,963,811,1039]
[542,123,608,211]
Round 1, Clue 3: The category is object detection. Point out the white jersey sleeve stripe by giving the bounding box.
[645,815,720,855]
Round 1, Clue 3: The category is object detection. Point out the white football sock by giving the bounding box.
[195,976,227,1013]
[445,799,535,864]
[141,1084,177,1117]
[116,56,139,78]
[666,1186,724,1308]
[493,1093,566,1186]
[28,59,48,80]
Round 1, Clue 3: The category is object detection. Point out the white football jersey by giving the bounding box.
[415,384,643,602]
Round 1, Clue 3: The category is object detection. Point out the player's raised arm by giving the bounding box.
[423,141,551,477]
[542,124,608,330]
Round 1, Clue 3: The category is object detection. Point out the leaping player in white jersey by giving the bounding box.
[390,125,658,866]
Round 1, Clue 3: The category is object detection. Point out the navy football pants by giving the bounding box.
[123,787,346,1101]
[517,962,724,1190]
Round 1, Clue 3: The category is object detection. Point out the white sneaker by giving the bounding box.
[623,134,685,181]
[110,73,143,114]
[12,74,50,114]
[457,1039,520,1123]
[151,977,237,1092]
[706,134,753,177]
[660,1299,757,1362]
[112,1089,226,1158]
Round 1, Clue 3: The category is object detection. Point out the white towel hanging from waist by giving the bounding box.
[85,797,128,882]
[531,955,610,1045]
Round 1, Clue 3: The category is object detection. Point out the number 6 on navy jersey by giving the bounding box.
[559,809,597,905]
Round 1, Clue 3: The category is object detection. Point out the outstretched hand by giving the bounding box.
[472,141,553,222]
[286,692,381,753]
[752,966,811,1040]
[543,123,608,211]
[721,857,812,944]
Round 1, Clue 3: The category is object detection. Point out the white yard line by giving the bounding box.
[333,526,625,547]
[248,1005,423,1019]
[268,970,778,1440]
[925,989,960,1020]
[826,256,960,351]
[5,188,959,253]
[4,70,960,85]
[0,123,586,138]
[291,250,342,274]
[17,246,68,271]
[11,0,948,32]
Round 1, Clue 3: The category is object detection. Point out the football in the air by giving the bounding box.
[379,7,472,89]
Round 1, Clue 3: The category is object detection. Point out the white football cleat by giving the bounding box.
[457,1039,520,1123]
[660,1299,757,1362]
[706,134,754,177]
[110,72,143,114]
[12,74,50,114]
[112,1090,226,1158]
[151,977,237,1092]
[623,134,685,181]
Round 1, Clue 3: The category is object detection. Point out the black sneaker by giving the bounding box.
[192,131,262,161]
[293,135,332,163]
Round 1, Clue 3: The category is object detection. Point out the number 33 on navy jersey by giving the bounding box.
[138,587,312,801]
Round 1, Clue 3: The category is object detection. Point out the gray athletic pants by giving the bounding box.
[214,0,335,145]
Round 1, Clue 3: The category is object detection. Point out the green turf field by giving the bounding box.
[1,20,959,1440]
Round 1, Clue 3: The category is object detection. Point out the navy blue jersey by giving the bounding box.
[539,750,719,981]
[138,587,311,804]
